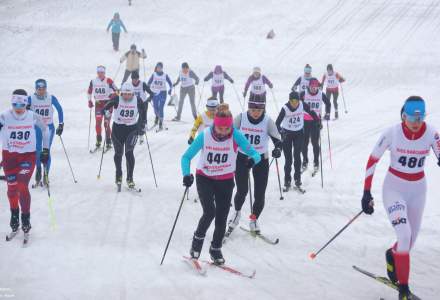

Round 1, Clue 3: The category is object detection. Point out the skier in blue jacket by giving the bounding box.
[106,12,128,51]
[27,79,64,187]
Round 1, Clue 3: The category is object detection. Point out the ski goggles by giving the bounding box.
[12,102,26,109]
[36,82,46,89]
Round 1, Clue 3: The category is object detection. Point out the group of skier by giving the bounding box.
[1,55,437,300]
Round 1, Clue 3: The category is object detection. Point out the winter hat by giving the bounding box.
[35,79,47,89]
[121,82,134,94]
[97,65,106,73]
[289,91,300,101]
[156,62,163,69]
[327,64,333,71]
[11,89,28,107]
[214,65,223,74]
[248,93,266,109]
[304,64,312,74]
[403,96,425,120]
[182,62,189,69]
[130,44,137,50]
[206,97,219,109]
[253,66,261,74]
[131,71,140,80]
[309,78,320,88]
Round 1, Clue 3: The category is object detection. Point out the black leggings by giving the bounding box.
[282,130,304,183]
[302,121,320,166]
[326,90,339,112]
[234,154,269,219]
[195,174,234,248]
[112,32,120,50]
[111,123,138,180]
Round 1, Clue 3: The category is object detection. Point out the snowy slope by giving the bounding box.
[0,0,440,299]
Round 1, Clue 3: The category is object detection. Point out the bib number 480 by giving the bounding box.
[398,156,425,168]
[207,152,228,164]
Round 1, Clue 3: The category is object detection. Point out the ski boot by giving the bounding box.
[96,135,102,148]
[106,138,112,151]
[386,248,398,284]
[313,163,319,175]
[249,215,260,234]
[335,111,339,120]
[228,210,241,230]
[159,120,164,130]
[43,170,50,187]
[209,244,225,265]
[398,284,411,300]
[21,213,31,233]
[127,178,135,189]
[35,167,42,184]
[190,234,204,259]
[284,179,291,189]
[116,175,122,192]
[301,160,308,173]
[10,208,19,232]
[154,116,159,126]
[295,179,302,188]
[172,116,180,122]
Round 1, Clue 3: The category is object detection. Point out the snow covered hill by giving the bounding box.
[0,0,439,299]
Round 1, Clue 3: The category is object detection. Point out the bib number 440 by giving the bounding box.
[398,156,425,168]
[207,152,228,164]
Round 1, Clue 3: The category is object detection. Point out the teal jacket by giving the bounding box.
[181,127,261,177]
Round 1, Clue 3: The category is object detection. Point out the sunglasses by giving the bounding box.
[405,113,425,123]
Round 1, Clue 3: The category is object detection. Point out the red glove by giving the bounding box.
[88,100,94,108]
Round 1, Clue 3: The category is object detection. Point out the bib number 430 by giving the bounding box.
[207,152,228,164]
[10,131,31,140]
[398,156,425,168]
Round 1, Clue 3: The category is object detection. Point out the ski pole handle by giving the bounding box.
[309,211,363,260]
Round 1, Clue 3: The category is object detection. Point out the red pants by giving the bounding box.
[2,151,36,214]
[95,101,112,139]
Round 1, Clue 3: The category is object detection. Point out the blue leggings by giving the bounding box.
[153,91,167,120]
[36,125,55,173]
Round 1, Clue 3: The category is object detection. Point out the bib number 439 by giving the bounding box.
[398,156,425,168]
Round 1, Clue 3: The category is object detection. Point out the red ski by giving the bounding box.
[201,260,256,279]
[182,256,207,276]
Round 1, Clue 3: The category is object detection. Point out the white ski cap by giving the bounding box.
[206,98,219,108]
[97,65,106,73]
[121,82,134,94]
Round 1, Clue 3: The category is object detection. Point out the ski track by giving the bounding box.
[0,0,439,299]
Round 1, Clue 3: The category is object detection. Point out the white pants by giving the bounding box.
[382,172,426,252]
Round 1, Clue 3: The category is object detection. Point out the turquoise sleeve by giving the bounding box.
[181,131,205,176]
[233,128,261,164]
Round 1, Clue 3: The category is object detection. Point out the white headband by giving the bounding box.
[11,94,28,105]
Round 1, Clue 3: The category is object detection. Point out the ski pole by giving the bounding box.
[196,81,205,112]
[113,62,122,82]
[269,88,280,112]
[97,139,106,179]
[275,158,284,200]
[309,211,363,260]
[144,132,158,188]
[231,83,244,112]
[340,84,348,114]
[59,136,78,183]
[88,108,92,151]
[326,120,333,169]
[269,157,274,167]
[160,187,189,265]
[248,176,255,218]
[319,130,324,189]
[142,56,146,81]
[44,166,57,230]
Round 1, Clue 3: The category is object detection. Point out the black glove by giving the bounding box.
[40,148,50,165]
[246,158,255,169]
[56,123,64,136]
[272,148,281,158]
[188,137,194,145]
[243,91,247,98]
[183,174,194,187]
[316,120,323,130]
[230,79,234,84]
[361,190,374,215]
[324,113,330,121]
[437,157,440,167]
